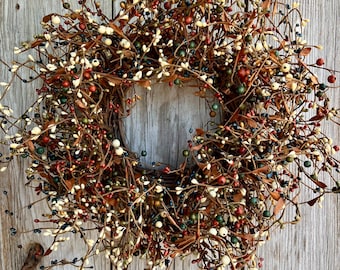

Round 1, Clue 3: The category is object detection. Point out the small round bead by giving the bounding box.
[230,236,239,244]
[63,2,71,9]
[208,228,218,236]
[115,147,124,156]
[182,149,189,157]
[112,139,120,148]
[271,82,280,90]
[263,210,271,217]
[36,147,45,155]
[60,96,67,104]
[319,83,327,90]
[250,197,258,205]
[51,16,61,25]
[221,255,230,266]
[174,78,181,85]
[280,63,291,73]
[104,38,112,46]
[189,41,196,49]
[286,156,294,162]
[155,221,163,228]
[215,215,224,222]
[316,58,325,66]
[92,59,100,67]
[219,227,228,237]
[212,103,219,111]
[217,176,226,185]
[327,74,336,83]
[178,50,186,57]
[235,84,246,95]
[303,160,312,167]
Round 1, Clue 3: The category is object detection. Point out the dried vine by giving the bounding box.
[0,0,339,269]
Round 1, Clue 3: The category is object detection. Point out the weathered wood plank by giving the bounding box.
[124,84,217,169]
[0,1,112,269]
[0,1,338,270]
[257,1,340,269]
[125,1,340,270]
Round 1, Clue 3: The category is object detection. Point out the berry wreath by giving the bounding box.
[0,0,339,269]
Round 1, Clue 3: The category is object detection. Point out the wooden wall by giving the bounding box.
[0,0,338,269]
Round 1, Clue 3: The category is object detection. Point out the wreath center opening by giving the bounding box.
[124,84,222,169]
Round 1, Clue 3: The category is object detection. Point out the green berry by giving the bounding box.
[250,197,258,205]
[235,84,246,95]
[59,96,67,104]
[304,160,312,167]
[319,83,327,90]
[189,41,196,49]
[215,215,224,222]
[263,210,271,217]
[134,41,141,49]
[286,156,294,162]
[182,149,189,157]
[174,78,181,85]
[36,147,44,155]
[212,103,219,111]
[231,236,239,244]
[63,2,71,9]
[226,68,233,76]
[178,50,186,57]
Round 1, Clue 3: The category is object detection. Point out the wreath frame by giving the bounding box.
[0,1,339,269]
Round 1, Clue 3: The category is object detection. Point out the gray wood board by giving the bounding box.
[0,0,338,269]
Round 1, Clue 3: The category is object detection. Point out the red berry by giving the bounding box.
[185,16,193,25]
[235,206,244,216]
[233,181,240,188]
[163,166,171,173]
[333,145,340,151]
[79,23,86,30]
[217,176,226,185]
[41,136,50,144]
[83,71,91,80]
[61,80,70,88]
[164,2,171,9]
[327,74,336,83]
[212,220,220,227]
[238,146,247,155]
[316,58,325,66]
[89,85,97,92]
[237,68,247,78]
[234,222,241,230]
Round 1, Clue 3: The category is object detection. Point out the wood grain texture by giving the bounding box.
[0,0,338,270]
[0,2,111,270]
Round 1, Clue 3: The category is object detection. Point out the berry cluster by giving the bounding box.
[0,1,339,269]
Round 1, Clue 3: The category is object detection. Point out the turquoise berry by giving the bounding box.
[263,210,271,217]
[212,103,219,111]
[250,197,258,205]
[304,160,312,167]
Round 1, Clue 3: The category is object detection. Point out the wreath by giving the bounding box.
[0,0,339,269]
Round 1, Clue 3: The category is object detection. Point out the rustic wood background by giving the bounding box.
[0,0,338,269]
